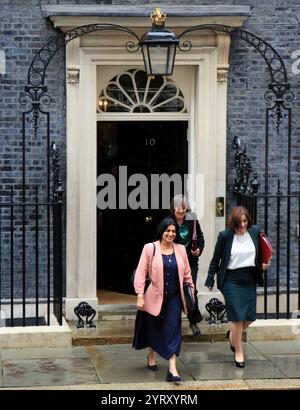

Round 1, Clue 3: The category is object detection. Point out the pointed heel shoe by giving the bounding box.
[190,323,201,336]
[234,357,245,368]
[226,330,235,353]
[166,370,182,383]
[147,356,158,371]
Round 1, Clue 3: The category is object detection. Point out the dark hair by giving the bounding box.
[228,206,252,231]
[156,217,179,241]
[170,194,191,216]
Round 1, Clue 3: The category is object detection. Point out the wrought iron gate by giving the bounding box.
[233,137,299,319]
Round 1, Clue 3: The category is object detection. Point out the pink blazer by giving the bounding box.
[134,240,195,316]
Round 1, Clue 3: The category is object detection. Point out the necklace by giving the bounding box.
[168,253,173,263]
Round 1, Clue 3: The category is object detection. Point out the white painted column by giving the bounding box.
[65,48,98,319]
[194,52,218,302]
[194,41,230,314]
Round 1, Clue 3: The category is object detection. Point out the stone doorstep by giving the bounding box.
[70,318,300,346]
[71,331,233,346]
[70,319,245,346]
[0,316,73,349]
[98,304,136,321]
[246,319,300,341]
[1,317,299,349]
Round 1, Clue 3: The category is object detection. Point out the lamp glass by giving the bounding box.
[142,43,176,76]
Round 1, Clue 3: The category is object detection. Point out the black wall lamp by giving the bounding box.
[140,8,179,76]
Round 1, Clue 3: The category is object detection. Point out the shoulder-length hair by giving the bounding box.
[155,217,179,241]
[228,206,252,231]
[170,194,191,216]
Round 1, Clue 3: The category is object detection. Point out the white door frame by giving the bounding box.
[64,32,230,319]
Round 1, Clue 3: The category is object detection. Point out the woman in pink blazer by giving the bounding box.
[133,217,194,383]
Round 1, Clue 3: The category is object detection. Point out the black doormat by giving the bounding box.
[5,317,46,326]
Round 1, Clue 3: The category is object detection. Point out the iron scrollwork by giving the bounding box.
[74,301,97,328]
[51,142,64,203]
[177,24,294,131]
[205,298,227,324]
[20,24,141,154]
[232,135,260,195]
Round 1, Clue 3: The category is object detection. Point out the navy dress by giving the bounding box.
[132,253,182,360]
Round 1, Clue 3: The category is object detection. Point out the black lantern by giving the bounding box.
[140,8,179,76]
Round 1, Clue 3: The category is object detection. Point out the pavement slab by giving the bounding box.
[184,359,286,380]
[1,346,88,360]
[266,355,300,378]
[86,345,193,384]
[180,341,265,363]
[0,341,300,389]
[2,357,100,387]
[250,340,300,355]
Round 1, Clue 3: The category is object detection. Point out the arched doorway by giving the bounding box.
[96,69,188,295]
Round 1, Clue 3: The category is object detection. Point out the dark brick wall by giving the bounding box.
[0,0,299,297]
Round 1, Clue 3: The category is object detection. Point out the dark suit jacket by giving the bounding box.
[172,212,205,258]
[204,225,263,292]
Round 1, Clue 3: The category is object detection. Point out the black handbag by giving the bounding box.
[183,282,196,311]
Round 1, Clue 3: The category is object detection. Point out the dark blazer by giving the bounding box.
[172,212,205,258]
[204,225,263,292]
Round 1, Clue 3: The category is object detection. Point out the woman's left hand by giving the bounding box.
[262,262,270,270]
[191,248,200,257]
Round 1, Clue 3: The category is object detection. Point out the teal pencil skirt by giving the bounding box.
[223,281,257,322]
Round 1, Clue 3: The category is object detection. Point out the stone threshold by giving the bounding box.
[70,319,244,346]
[0,316,72,349]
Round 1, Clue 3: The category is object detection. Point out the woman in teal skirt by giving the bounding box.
[204,206,270,368]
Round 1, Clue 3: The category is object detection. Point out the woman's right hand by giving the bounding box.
[137,294,144,310]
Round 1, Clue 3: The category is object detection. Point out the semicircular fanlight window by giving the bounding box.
[98,69,186,113]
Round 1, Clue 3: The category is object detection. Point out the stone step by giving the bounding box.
[69,319,236,346]
[97,304,137,321]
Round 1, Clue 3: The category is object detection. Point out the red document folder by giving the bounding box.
[259,233,273,264]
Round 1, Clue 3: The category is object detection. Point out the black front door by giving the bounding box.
[97,121,188,294]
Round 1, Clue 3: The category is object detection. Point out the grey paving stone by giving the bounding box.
[250,341,300,355]
[181,342,265,362]
[93,344,146,359]
[184,360,286,380]
[3,358,100,388]
[1,347,89,360]
[266,355,300,378]
[94,357,193,384]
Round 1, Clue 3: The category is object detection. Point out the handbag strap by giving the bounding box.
[192,220,197,240]
[147,242,156,278]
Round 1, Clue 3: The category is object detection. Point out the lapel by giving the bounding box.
[173,244,184,284]
[153,240,163,272]
[224,230,234,266]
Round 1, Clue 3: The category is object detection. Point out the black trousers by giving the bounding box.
[187,256,202,324]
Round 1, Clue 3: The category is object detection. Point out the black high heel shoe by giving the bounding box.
[166,370,182,383]
[190,323,201,336]
[226,330,235,353]
[234,354,245,368]
[147,356,158,371]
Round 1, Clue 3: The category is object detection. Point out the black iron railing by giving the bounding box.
[236,184,300,319]
[0,187,64,326]
[0,144,64,327]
